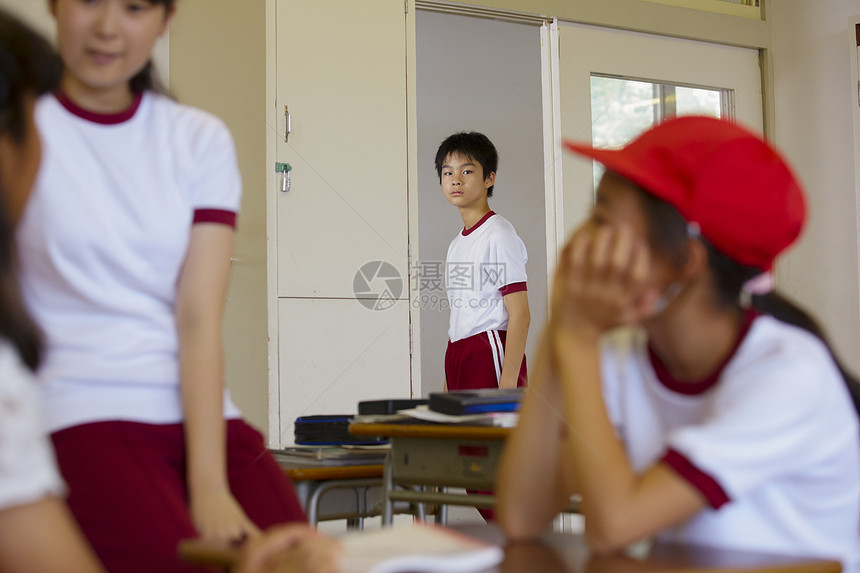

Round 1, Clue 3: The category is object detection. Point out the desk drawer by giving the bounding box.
[389,437,504,489]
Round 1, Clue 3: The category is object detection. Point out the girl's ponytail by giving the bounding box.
[130,60,167,95]
[637,185,860,416]
[708,241,860,415]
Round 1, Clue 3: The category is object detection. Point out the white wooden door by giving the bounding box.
[273,0,411,446]
[556,24,764,237]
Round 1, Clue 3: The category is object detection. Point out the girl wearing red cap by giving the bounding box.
[497,116,860,571]
[15,1,305,570]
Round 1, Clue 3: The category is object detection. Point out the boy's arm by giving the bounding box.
[499,290,530,389]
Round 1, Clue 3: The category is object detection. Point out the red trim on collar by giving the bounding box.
[648,309,758,395]
[55,91,143,125]
[462,211,496,236]
[662,448,730,509]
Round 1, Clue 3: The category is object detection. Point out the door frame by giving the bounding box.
[266,0,774,440]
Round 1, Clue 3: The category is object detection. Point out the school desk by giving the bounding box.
[281,463,385,528]
[178,523,842,573]
[347,422,581,525]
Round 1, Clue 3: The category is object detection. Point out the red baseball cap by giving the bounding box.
[563,116,806,271]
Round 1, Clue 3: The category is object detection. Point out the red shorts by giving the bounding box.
[445,329,527,391]
[51,419,305,573]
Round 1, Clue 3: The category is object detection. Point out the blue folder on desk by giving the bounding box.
[428,388,523,415]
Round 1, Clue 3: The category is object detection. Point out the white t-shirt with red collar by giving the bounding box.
[600,313,860,571]
[18,92,242,433]
[445,211,528,342]
[0,342,64,511]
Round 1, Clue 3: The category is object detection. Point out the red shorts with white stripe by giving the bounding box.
[445,329,528,391]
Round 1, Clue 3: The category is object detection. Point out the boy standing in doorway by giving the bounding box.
[436,132,530,391]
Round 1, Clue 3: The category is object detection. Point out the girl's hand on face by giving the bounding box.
[550,223,658,343]
[190,487,261,544]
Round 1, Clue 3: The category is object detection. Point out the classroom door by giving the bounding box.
[556,24,763,236]
[272,0,411,446]
[414,10,549,396]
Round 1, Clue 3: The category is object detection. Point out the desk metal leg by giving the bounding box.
[437,487,448,526]
[306,482,325,526]
[345,488,361,531]
[382,451,394,526]
[352,487,364,531]
[304,478,383,527]
[415,486,427,522]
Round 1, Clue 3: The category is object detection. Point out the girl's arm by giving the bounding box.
[497,336,577,538]
[552,331,704,552]
[498,291,530,389]
[176,223,259,542]
[549,226,706,553]
[0,496,105,572]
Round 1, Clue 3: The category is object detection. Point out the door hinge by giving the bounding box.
[409,323,413,355]
[405,0,409,14]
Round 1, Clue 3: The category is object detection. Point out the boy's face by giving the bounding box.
[440,152,495,210]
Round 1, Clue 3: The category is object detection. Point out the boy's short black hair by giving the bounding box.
[434,131,498,197]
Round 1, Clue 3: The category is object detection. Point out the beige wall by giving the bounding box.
[0,0,55,38]
[170,1,269,434]
[770,1,860,373]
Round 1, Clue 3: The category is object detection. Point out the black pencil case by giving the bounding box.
[358,398,428,415]
[294,415,386,445]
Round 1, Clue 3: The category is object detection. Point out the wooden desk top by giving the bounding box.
[179,525,842,573]
[489,529,842,573]
[282,464,384,482]
[349,422,511,440]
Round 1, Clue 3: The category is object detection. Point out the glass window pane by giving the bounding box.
[590,76,657,150]
[675,86,722,117]
[590,76,658,187]
[589,75,729,190]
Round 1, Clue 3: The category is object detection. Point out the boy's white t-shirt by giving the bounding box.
[600,315,860,571]
[18,92,242,432]
[446,212,528,342]
[0,342,64,511]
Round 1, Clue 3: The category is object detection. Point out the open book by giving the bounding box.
[269,445,389,467]
[177,524,503,572]
[398,405,519,428]
[339,524,504,573]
